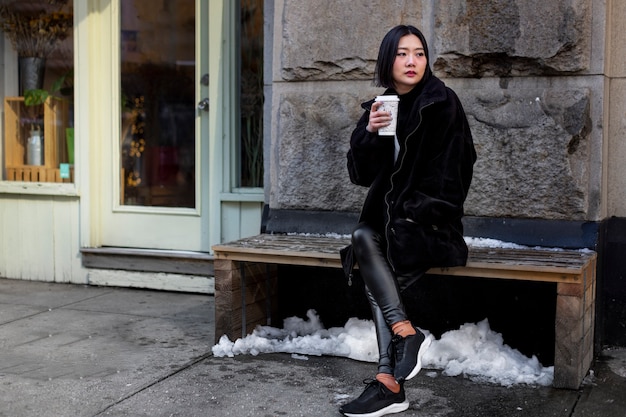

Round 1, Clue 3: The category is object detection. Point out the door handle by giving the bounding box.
[197,98,209,111]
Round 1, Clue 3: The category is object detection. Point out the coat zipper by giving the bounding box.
[383,101,434,272]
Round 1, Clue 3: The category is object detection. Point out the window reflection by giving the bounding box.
[120,0,196,207]
[1,0,74,183]
[240,0,263,187]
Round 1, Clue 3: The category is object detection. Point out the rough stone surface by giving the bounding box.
[279,0,592,80]
[433,0,592,77]
[270,0,601,222]
[272,89,368,211]
[461,88,592,219]
[271,84,593,220]
[279,1,422,81]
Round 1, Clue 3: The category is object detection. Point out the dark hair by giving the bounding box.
[374,25,431,89]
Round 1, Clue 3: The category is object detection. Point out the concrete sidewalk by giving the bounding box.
[0,278,624,417]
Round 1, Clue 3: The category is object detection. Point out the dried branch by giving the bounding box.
[0,1,72,58]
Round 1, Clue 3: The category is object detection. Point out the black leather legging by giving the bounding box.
[352,222,426,375]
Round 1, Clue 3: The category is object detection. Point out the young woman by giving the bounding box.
[340,25,476,417]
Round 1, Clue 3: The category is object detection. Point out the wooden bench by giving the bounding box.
[212,233,597,389]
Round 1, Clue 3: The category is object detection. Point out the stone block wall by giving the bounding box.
[266,0,620,223]
[264,0,626,349]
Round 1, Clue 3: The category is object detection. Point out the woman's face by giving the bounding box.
[392,34,427,95]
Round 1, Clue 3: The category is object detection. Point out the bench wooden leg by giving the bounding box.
[214,259,277,344]
[553,262,596,389]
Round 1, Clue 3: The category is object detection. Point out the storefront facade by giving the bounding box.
[0,0,263,293]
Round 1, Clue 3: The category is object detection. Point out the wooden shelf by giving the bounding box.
[4,96,72,182]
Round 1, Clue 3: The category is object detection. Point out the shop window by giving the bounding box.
[0,0,74,183]
[239,0,263,188]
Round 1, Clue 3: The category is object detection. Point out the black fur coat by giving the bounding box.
[342,74,477,277]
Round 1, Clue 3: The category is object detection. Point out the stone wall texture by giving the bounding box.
[433,0,591,77]
[268,0,614,221]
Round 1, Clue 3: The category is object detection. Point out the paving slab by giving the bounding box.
[0,278,625,417]
[0,281,111,309]
[100,353,584,417]
[0,280,213,417]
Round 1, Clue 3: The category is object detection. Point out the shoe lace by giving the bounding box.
[361,378,386,396]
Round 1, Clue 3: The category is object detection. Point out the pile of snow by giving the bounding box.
[423,319,553,386]
[212,309,553,387]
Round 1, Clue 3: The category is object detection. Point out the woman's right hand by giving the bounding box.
[366,101,392,133]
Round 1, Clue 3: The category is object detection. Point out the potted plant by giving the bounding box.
[23,69,74,164]
[23,69,73,107]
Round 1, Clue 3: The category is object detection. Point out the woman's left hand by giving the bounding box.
[366,101,392,133]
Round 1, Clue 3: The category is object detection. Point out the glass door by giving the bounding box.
[100,0,210,251]
[119,0,196,208]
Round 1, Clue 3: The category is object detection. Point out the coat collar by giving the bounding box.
[361,75,448,112]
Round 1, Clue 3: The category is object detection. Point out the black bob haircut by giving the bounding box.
[374,25,430,89]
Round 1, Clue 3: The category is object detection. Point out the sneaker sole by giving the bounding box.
[404,333,432,381]
[341,399,409,417]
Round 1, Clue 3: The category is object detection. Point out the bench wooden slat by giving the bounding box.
[213,251,344,268]
[212,234,595,284]
[429,264,583,283]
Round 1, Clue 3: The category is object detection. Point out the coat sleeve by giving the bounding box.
[402,91,476,225]
[347,107,394,187]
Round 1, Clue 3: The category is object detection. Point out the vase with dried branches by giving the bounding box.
[0,0,72,93]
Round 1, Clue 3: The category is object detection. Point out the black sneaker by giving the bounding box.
[339,379,409,417]
[392,328,431,382]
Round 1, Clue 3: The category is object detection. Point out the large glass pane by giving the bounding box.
[1,0,74,183]
[239,0,263,187]
[120,0,196,207]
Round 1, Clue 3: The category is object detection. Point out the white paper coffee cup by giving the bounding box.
[374,95,400,136]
